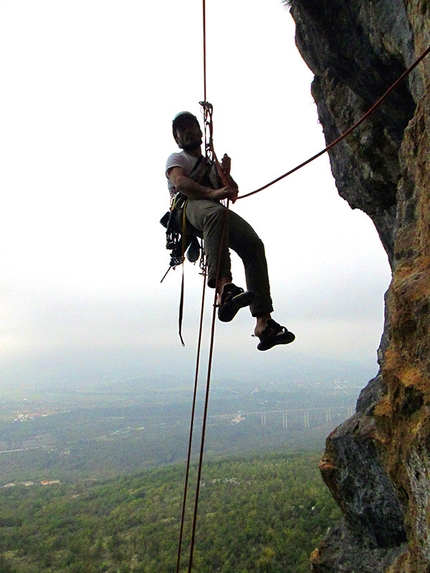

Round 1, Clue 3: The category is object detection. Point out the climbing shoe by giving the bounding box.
[256,319,295,351]
[218,283,255,323]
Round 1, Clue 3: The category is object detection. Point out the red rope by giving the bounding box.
[186,287,219,573]
[238,45,430,200]
[175,267,207,573]
[202,0,207,103]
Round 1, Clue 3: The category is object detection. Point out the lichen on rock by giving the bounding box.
[288,0,430,571]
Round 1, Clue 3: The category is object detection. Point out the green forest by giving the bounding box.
[0,451,338,573]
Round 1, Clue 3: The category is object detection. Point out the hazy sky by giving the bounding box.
[0,0,392,390]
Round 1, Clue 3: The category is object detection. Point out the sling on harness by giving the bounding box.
[160,193,201,273]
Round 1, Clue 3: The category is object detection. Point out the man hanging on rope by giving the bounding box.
[165,111,295,351]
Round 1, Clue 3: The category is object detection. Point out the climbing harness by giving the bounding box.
[161,109,230,344]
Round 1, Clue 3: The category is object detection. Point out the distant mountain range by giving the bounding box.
[1,345,377,396]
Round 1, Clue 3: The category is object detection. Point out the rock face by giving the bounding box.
[289,1,430,571]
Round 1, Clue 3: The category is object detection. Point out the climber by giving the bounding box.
[165,111,295,351]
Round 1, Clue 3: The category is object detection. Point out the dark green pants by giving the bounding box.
[185,199,274,317]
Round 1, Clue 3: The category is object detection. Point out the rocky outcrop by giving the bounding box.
[289,1,430,571]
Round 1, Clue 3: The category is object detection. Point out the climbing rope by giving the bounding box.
[238,44,430,200]
[175,267,207,573]
[202,0,208,104]
[175,4,230,566]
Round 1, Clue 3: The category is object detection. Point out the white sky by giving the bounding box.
[0,0,392,390]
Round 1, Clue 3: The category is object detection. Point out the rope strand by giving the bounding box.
[202,0,207,103]
[187,199,230,572]
[175,266,208,573]
[238,44,430,200]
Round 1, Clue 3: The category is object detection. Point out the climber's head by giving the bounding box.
[172,112,202,151]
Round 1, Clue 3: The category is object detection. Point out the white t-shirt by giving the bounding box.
[165,151,199,198]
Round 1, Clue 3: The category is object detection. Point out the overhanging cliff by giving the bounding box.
[288,1,430,571]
